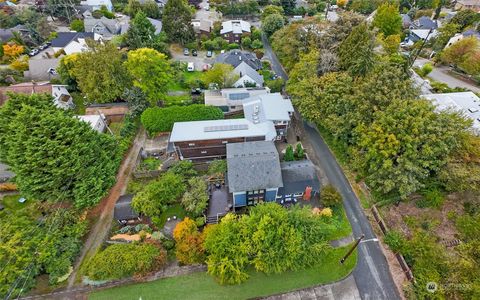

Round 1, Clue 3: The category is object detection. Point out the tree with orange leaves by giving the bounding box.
[173,217,205,265]
[2,43,24,60]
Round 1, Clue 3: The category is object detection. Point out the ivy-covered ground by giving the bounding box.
[90,245,357,300]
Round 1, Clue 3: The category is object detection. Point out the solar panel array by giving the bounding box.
[204,124,249,132]
[229,93,250,100]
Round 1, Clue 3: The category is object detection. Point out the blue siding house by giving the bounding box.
[226,141,283,208]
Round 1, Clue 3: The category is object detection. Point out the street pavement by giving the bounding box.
[414,57,480,93]
[262,33,401,300]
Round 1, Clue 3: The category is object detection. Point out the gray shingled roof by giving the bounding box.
[51,32,94,48]
[279,160,320,195]
[114,194,139,221]
[215,50,262,70]
[234,62,264,86]
[227,141,283,192]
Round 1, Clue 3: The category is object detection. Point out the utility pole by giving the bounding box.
[340,234,364,264]
[325,0,330,20]
[409,27,433,68]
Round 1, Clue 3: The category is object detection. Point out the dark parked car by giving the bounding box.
[191,88,202,95]
[192,49,198,56]
[206,50,213,57]
[183,48,189,56]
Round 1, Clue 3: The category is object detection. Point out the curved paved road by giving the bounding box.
[262,34,400,300]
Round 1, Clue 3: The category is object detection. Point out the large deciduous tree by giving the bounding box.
[0,94,120,208]
[338,23,376,77]
[173,217,205,264]
[71,41,132,103]
[125,48,172,105]
[372,3,402,36]
[262,13,285,37]
[162,0,195,45]
[181,177,208,216]
[441,37,480,76]
[354,99,470,199]
[132,172,186,217]
[201,63,238,88]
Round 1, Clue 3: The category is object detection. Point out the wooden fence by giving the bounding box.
[371,205,415,282]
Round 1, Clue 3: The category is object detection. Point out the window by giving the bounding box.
[201,151,207,154]
[188,143,195,146]
[285,194,292,198]
[294,192,304,197]
[276,194,283,199]
[222,141,228,144]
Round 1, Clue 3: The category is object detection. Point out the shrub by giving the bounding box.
[321,184,342,207]
[70,19,84,32]
[141,105,224,136]
[294,143,305,160]
[227,43,240,50]
[416,188,444,208]
[319,207,333,217]
[284,145,295,161]
[85,242,166,280]
[169,160,197,179]
[173,217,205,264]
[384,230,405,253]
[208,159,227,175]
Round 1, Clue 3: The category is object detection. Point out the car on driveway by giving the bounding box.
[187,62,195,72]
[29,49,39,56]
[206,50,213,57]
[183,48,189,56]
[192,49,198,56]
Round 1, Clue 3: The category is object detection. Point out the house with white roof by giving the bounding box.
[233,62,264,88]
[80,0,113,11]
[168,118,276,160]
[220,20,251,44]
[243,93,294,138]
[77,114,107,133]
[204,87,270,112]
[423,92,480,134]
[445,29,480,48]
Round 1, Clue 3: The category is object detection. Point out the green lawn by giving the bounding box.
[326,205,352,241]
[90,245,357,300]
[155,204,187,228]
[108,121,123,137]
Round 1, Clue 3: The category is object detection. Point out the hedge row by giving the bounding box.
[141,104,223,136]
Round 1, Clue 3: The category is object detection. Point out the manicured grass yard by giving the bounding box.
[0,194,33,217]
[155,204,187,228]
[90,245,357,300]
[325,205,353,241]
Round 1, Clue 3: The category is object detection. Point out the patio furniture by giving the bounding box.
[18,197,26,203]
[167,217,171,222]
[173,216,177,220]
[280,200,284,204]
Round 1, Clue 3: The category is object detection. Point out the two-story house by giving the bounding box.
[220,20,251,44]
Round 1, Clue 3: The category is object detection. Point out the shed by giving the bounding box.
[114,194,140,222]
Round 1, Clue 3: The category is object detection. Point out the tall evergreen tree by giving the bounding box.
[0,93,121,208]
[125,11,156,50]
[162,0,195,45]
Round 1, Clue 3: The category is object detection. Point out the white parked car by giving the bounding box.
[187,62,195,72]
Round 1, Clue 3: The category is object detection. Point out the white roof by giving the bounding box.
[169,118,276,142]
[411,29,437,40]
[423,92,480,133]
[204,87,270,107]
[220,20,251,34]
[77,115,102,127]
[243,93,294,123]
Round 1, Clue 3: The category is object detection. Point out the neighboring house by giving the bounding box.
[220,20,251,44]
[423,92,480,134]
[0,82,74,109]
[215,50,262,70]
[77,114,107,133]
[243,93,294,138]
[233,62,264,88]
[404,29,437,45]
[278,160,320,202]
[192,19,213,38]
[226,141,283,207]
[51,32,95,54]
[204,87,270,112]
[80,0,113,11]
[84,16,121,40]
[168,118,277,161]
[114,194,141,225]
[0,25,30,43]
[455,0,480,12]
[0,163,14,183]
[411,16,438,30]
[119,17,162,35]
[0,29,14,43]
[401,14,412,29]
[445,29,480,48]
[24,58,60,81]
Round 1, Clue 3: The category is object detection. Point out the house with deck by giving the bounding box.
[204,87,269,112]
[226,141,321,208]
